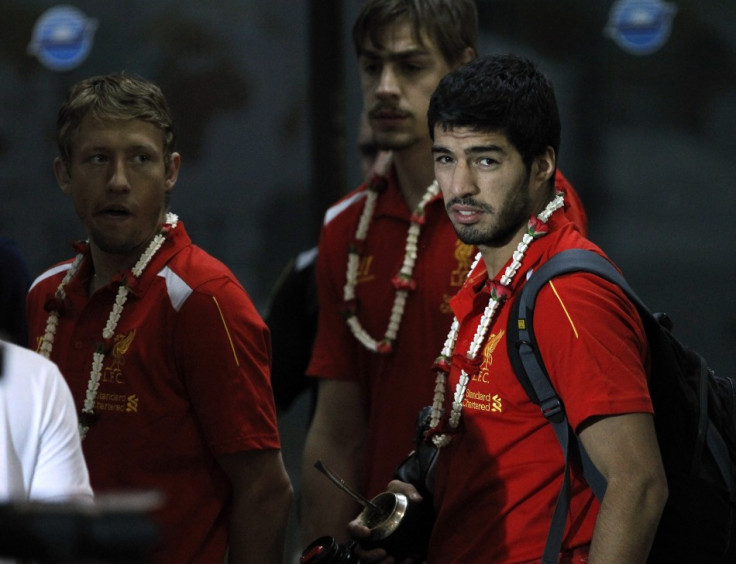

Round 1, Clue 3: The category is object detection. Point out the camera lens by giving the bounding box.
[300,536,355,563]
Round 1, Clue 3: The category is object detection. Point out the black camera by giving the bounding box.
[300,490,433,563]
[300,537,358,563]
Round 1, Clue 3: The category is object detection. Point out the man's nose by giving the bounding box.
[447,164,475,199]
[108,158,131,191]
[376,65,400,98]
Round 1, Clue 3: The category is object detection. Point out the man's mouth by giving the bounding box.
[451,206,482,224]
[370,106,410,121]
[448,199,488,224]
[98,205,132,218]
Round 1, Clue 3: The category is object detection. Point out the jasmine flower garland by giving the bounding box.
[343,156,441,354]
[39,212,179,439]
[429,193,565,447]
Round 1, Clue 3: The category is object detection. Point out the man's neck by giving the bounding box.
[479,188,560,280]
[392,138,436,211]
[88,242,150,293]
[478,223,530,282]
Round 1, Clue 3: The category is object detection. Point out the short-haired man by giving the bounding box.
[352,53,667,563]
[26,72,292,563]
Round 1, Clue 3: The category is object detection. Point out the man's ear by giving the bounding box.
[533,146,556,187]
[164,152,181,193]
[459,47,475,66]
[53,157,72,194]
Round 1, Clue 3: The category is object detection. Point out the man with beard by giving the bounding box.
[26,72,292,563]
[301,0,588,546]
[350,54,667,563]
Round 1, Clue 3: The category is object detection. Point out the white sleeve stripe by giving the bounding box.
[323,190,367,226]
[157,266,193,312]
[29,263,73,292]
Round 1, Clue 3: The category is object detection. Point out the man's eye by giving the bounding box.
[133,154,151,164]
[361,61,380,75]
[478,157,497,167]
[402,63,422,73]
[434,155,453,165]
[89,154,107,164]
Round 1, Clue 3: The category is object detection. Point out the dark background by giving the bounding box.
[1,2,734,560]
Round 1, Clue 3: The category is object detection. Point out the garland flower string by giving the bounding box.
[429,193,565,447]
[39,212,179,439]
[343,164,441,354]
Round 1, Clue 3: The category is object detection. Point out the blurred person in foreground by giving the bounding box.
[0,339,94,561]
[26,72,292,564]
[0,338,92,502]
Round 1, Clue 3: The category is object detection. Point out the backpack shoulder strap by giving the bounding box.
[510,250,652,417]
[509,248,646,441]
[508,248,645,563]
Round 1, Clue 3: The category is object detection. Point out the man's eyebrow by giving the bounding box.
[464,145,505,155]
[431,146,452,155]
[78,142,158,154]
[128,143,158,152]
[431,145,506,155]
[360,47,432,61]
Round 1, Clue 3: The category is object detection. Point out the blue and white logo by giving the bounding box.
[605,0,677,56]
[27,5,98,71]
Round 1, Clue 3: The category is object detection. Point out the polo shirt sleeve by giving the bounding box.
[173,277,280,456]
[532,272,653,432]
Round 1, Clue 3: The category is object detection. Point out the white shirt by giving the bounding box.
[0,340,93,501]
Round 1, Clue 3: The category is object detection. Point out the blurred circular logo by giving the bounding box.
[605,0,677,56]
[27,5,98,71]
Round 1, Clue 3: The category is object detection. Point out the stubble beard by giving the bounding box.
[89,227,150,258]
[371,113,423,153]
[452,177,533,248]
[87,209,164,259]
[373,130,418,153]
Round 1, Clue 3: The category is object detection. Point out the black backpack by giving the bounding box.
[507,249,736,564]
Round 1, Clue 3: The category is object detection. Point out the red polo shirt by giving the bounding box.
[428,215,651,563]
[27,222,280,563]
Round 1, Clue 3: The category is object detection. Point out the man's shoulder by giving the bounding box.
[543,219,603,257]
[1,339,64,393]
[322,184,370,228]
[29,258,76,294]
[534,230,637,317]
[159,244,245,298]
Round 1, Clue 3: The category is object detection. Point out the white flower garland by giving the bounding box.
[39,212,178,439]
[430,193,565,447]
[343,170,440,354]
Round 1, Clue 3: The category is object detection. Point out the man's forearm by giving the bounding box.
[228,472,292,564]
[588,475,667,563]
[300,438,364,545]
[300,379,368,547]
[219,450,293,564]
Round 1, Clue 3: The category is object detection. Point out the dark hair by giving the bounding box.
[56,72,176,169]
[352,0,478,67]
[428,54,561,170]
